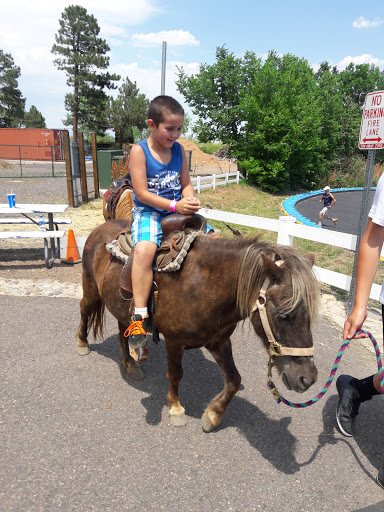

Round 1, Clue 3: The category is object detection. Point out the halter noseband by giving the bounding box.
[250,259,315,358]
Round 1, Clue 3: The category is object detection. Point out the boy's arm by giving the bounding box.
[343,219,384,339]
[330,194,336,207]
[176,146,201,214]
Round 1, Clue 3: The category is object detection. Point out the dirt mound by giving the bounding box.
[178,139,220,167]
[0,160,13,169]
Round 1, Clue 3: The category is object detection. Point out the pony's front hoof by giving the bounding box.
[126,362,145,380]
[201,411,221,432]
[169,412,188,427]
[76,343,90,356]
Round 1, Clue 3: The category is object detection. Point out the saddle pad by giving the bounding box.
[156,231,200,273]
[105,231,201,272]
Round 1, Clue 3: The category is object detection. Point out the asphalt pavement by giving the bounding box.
[1,294,383,511]
[295,190,376,235]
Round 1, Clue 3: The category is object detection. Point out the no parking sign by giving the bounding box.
[359,90,384,150]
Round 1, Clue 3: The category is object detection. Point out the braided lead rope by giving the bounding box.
[267,329,384,407]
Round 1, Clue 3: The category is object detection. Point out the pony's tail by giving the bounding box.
[87,299,106,340]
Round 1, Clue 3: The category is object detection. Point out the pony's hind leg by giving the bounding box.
[117,321,144,380]
[165,340,188,427]
[202,338,241,432]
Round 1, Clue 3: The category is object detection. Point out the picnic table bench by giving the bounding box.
[0,203,69,268]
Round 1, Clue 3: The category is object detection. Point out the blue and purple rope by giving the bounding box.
[267,329,384,407]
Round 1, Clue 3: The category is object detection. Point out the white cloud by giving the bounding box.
[337,53,384,70]
[131,30,200,48]
[110,59,198,102]
[353,16,384,29]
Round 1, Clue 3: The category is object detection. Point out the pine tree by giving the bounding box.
[24,105,46,128]
[108,78,148,148]
[0,49,25,127]
[51,5,120,141]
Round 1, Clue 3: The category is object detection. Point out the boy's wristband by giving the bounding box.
[169,200,177,213]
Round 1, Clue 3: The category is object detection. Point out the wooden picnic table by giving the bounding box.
[0,203,69,268]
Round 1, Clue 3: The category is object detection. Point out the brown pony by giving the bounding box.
[76,219,320,431]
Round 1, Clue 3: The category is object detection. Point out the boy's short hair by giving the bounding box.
[148,96,184,127]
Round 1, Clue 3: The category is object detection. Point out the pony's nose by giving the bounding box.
[299,370,317,391]
[299,376,310,390]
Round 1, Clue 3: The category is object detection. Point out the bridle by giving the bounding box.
[250,259,314,352]
[250,259,315,398]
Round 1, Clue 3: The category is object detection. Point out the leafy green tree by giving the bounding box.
[24,105,46,128]
[0,49,25,127]
[315,63,361,164]
[108,77,148,148]
[51,5,120,141]
[338,63,384,108]
[177,46,261,146]
[237,52,328,191]
[178,46,384,191]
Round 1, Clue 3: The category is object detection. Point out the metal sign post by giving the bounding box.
[161,41,167,95]
[348,90,384,313]
[347,149,376,314]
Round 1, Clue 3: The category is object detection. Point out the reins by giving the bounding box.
[267,329,384,407]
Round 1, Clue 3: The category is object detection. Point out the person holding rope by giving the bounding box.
[337,172,384,489]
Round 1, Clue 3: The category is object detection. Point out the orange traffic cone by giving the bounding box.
[62,229,81,264]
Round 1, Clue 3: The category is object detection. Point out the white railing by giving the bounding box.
[198,208,383,301]
[191,171,244,193]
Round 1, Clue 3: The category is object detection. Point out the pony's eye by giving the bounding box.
[279,313,290,320]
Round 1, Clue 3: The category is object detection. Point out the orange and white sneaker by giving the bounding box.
[125,314,149,349]
[333,218,338,225]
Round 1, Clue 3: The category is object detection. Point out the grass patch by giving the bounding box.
[195,141,224,155]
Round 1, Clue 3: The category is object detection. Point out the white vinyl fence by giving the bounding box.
[191,171,244,193]
[198,208,383,302]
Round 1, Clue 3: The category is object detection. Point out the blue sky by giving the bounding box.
[1,0,383,131]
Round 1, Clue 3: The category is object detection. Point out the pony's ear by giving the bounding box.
[261,254,284,281]
[304,252,315,266]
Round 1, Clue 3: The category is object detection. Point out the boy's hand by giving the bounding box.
[176,197,201,215]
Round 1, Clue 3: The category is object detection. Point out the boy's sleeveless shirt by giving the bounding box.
[133,139,183,212]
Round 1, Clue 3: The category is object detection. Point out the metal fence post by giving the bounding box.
[78,132,88,203]
[50,146,54,177]
[18,145,23,177]
[91,132,100,198]
[63,130,74,207]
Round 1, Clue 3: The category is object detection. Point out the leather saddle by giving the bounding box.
[115,213,207,298]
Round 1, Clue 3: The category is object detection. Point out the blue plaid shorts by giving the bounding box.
[131,206,169,247]
[131,206,214,247]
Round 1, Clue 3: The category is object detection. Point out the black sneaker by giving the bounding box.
[126,314,149,349]
[336,374,362,437]
[377,464,384,490]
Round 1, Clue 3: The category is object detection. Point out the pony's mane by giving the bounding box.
[233,237,319,328]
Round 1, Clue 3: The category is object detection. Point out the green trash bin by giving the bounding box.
[97,149,124,189]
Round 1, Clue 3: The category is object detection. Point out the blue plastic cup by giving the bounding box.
[7,194,15,208]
